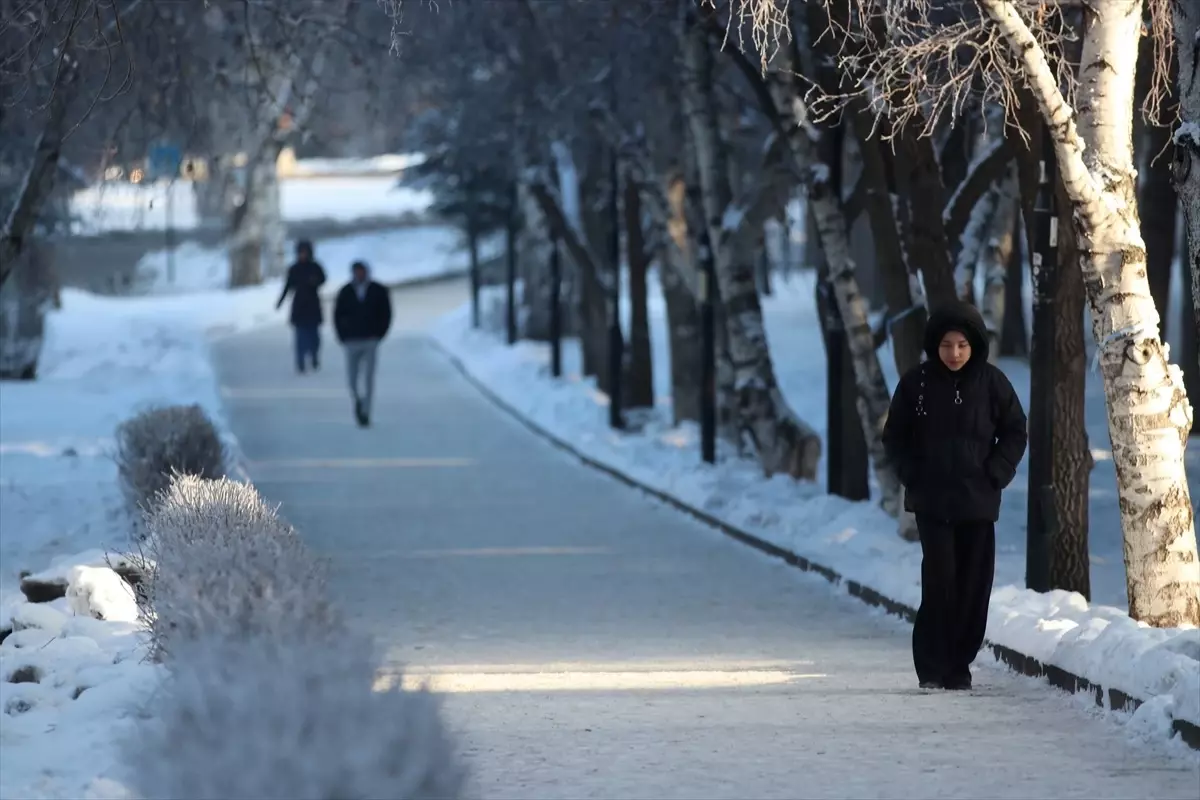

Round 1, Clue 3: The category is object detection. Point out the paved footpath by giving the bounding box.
[212,278,1199,800]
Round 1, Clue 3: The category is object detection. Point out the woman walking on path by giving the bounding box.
[882,300,1028,690]
[276,239,327,374]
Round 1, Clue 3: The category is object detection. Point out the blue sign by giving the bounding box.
[146,142,183,181]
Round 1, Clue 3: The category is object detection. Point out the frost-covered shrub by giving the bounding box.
[125,633,468,800]
[115,404,226,509]
[141,476,340,656]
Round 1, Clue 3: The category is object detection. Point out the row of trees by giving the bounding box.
[0,0,403,289]
[385,0,1200,627]
[2,0,1197,626]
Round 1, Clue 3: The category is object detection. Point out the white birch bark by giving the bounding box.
[976,167,1019,363]
[1173,1,1200,382]
[261,161,287,279]
[953,182,997,304]
[765,67,904,515]
[680,22,822,480]
[228,6,344,287]
[983,0,1200,626]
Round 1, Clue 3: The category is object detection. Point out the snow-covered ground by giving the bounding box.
[430,272,1200,745]
[130,224,497,296]
[1,163,481,797]
[69,175,433,235]
[0,291,235,798]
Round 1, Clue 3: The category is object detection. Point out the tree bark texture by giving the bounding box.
[681,19,821,480]
[1047,184,1094,597]
[1172,0,1200,394]
[624,170,655,411]
[978,169,1020,362]
[984,0,1200,626]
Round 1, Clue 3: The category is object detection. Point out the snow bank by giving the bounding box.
[69,175,432,235]
[429,302,1200,745]
[0,560,159,800]
[0,289,233,798]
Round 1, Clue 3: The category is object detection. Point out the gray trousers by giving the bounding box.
[343,339,380,411]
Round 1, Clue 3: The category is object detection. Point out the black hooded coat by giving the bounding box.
[882,301,1029,522]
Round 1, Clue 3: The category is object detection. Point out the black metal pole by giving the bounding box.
[549,228,562,378]
[505,181,518,346]
[467,176,481,330]
[1026,130,1058,593]
[699,225,716,464]
[607,66,624,430]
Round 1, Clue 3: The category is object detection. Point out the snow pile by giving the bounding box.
[429,298,1200,743]
[989,588,1200,730]
[0,291,230,798]
[0,552,160,800]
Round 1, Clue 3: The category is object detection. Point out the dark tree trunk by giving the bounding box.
[851,113,924,373]
[661,261,702,424]
[1182,247,1200,436]
[578,165,612,383]
[1138,123,1177,339]
[896,129,957,308]
[938,120,972,223]
[1049,182,1093,597]
[999,215,1029,358]
[814,121,869,499]
[756,241,773,296]
[815,269,869,500]
[624,172,654,411]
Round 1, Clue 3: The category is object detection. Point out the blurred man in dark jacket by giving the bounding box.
[276,239,327,373]
[333,261,392,427]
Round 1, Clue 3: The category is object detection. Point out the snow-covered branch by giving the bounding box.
[943,136,1012,245]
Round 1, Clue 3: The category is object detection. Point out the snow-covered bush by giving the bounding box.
[115,404,226,509]
[139,476,340,656]
[124,632,468,800]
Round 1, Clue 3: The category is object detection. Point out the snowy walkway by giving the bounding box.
[211,280,1199,800]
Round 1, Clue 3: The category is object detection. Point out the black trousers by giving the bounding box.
[912,516,996,684]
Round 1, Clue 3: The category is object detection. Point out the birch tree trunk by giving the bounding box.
[527,173,609,382]
[977,169,1019,362]
[1174,0,1200,385]
[954,181,997,305]
[849,113,925,373]
[764,38,904,514]
[680,21,821,480]
[227,16,341,288]
[984,0,1200,626]
[663,174,704,424]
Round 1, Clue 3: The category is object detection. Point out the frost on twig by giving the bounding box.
[725,0,1176,140]
[139,475,341,658]
[114,405,227,511]
[125,633,468,800]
